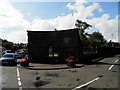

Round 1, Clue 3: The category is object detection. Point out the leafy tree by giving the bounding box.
[2,39,27,51]
[88,32,106,48]
[75,19,92,47]
[11,45,19,51]
[75,20,92,30]
[2,39,13,50]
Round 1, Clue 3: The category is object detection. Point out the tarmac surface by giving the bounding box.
[25,63,85,70]
[1,55,119,89]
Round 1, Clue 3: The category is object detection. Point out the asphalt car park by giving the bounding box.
[1,54,119,89]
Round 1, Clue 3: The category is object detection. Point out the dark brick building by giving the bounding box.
[27,28,82,63]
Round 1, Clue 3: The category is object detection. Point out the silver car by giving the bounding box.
[0,53,17,66]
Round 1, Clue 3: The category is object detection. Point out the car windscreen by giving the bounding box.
[3,54,14,58]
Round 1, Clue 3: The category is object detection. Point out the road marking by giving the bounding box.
[18,77,21,81]
[17,68,22,90]
[17,68,19,76]
[18,81,22,86]
[72,77,100,90]
[109,59,118,71]
[19,87,22,90]
[115,59,118,62]
[109,65,114,70]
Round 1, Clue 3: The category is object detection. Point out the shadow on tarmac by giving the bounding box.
[25,65,85,70]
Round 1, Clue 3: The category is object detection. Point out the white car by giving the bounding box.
[15,53,24,59]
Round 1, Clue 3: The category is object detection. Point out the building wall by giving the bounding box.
[0,38,2,57]
[28,29,81,63]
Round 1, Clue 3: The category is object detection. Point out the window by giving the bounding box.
[49,46,58,57]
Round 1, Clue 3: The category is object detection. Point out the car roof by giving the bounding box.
[4,53,15,55]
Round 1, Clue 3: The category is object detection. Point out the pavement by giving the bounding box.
[17,57,104,70]
[23,63,85,70]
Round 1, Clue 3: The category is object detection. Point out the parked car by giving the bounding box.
[0,53,17,66]
[15,53,24,59]
[2,50,12,54]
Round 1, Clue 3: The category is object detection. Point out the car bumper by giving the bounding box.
[0,60,16,66]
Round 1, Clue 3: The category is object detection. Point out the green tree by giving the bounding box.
[11,45,19,51]
[2,39,13,50]
[75,19,92,46]
[2,39,27,51]
[88,32,106,48]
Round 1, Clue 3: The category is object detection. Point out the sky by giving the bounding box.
[0,0,119,43]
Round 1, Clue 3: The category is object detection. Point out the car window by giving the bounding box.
[3,54,14,58]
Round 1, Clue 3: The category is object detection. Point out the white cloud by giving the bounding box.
[0,0,118,43]
[28,0,104,30]
[0,1,29,43]
[0,30,27,43]
[29,17,55,31]
[66,0,103,19]
[51,14,76,30]
[87,14,118,42]
[0,1,29,29]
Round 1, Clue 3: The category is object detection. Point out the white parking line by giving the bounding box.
[17,68,22,90]
[19,87,22,90]
[17,68,20,77]
[115,59,118,62]
[109,65,114,70]
[72,77,100,90]
[109,59,118,71]
[18,77,21,81]
[18,81,22,86]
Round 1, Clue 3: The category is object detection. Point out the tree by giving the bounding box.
[11,45,19,51]
[2,39,27,51]
[88,32,106,48]
[75,19,92,46]
[75,20,92,30]
[2,39,13,50]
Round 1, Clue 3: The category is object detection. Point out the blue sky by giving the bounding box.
[0,1,118,43]
[98,2,118,19]
[12,2,118,20]
[12,2,70,21]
